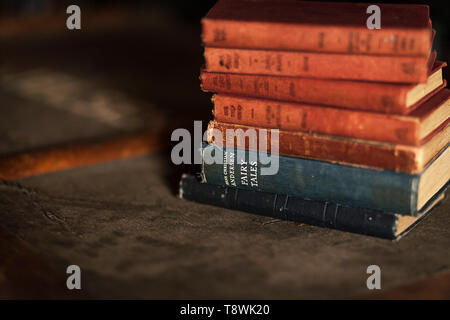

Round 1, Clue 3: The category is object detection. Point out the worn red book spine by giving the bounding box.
[207,121,449,173]
[200,61,445,114]
[212,90,450,146]
[202,1,432,56]
[204,47,429,83]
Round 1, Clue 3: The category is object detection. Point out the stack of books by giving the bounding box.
[180,0,450,239]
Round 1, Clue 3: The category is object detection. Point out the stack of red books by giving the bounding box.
[180,0,449,239]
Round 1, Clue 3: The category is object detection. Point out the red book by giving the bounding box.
[212,89,450,146]
[207,120,449,174]
[201,61,446,114]
[202,0,432,56]
[204,47,430,83]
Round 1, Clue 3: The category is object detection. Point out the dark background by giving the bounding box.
[1,0,449,62]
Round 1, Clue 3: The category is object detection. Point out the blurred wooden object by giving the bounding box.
[0,6,170,40]
[0,132,165,181]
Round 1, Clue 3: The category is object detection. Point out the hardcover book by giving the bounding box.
[202,0,432,56]
[200,143,450,214]
[180,173,447,239]
[212,88,450,145]
[200,61,446,114]
[207,120,450,173]
[204,47,430,83]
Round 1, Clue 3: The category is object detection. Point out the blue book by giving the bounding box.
[201,143,449,215]
[180,173,447,240]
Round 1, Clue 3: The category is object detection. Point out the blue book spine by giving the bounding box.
[201,144,419,214]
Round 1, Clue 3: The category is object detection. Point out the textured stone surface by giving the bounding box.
[0,154,448,299]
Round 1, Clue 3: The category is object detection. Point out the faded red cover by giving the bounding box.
[212,89,450,146]
[201,61,446,114]
[204,47,429,83]
[202,0,432,56]
[207,120,449,173]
